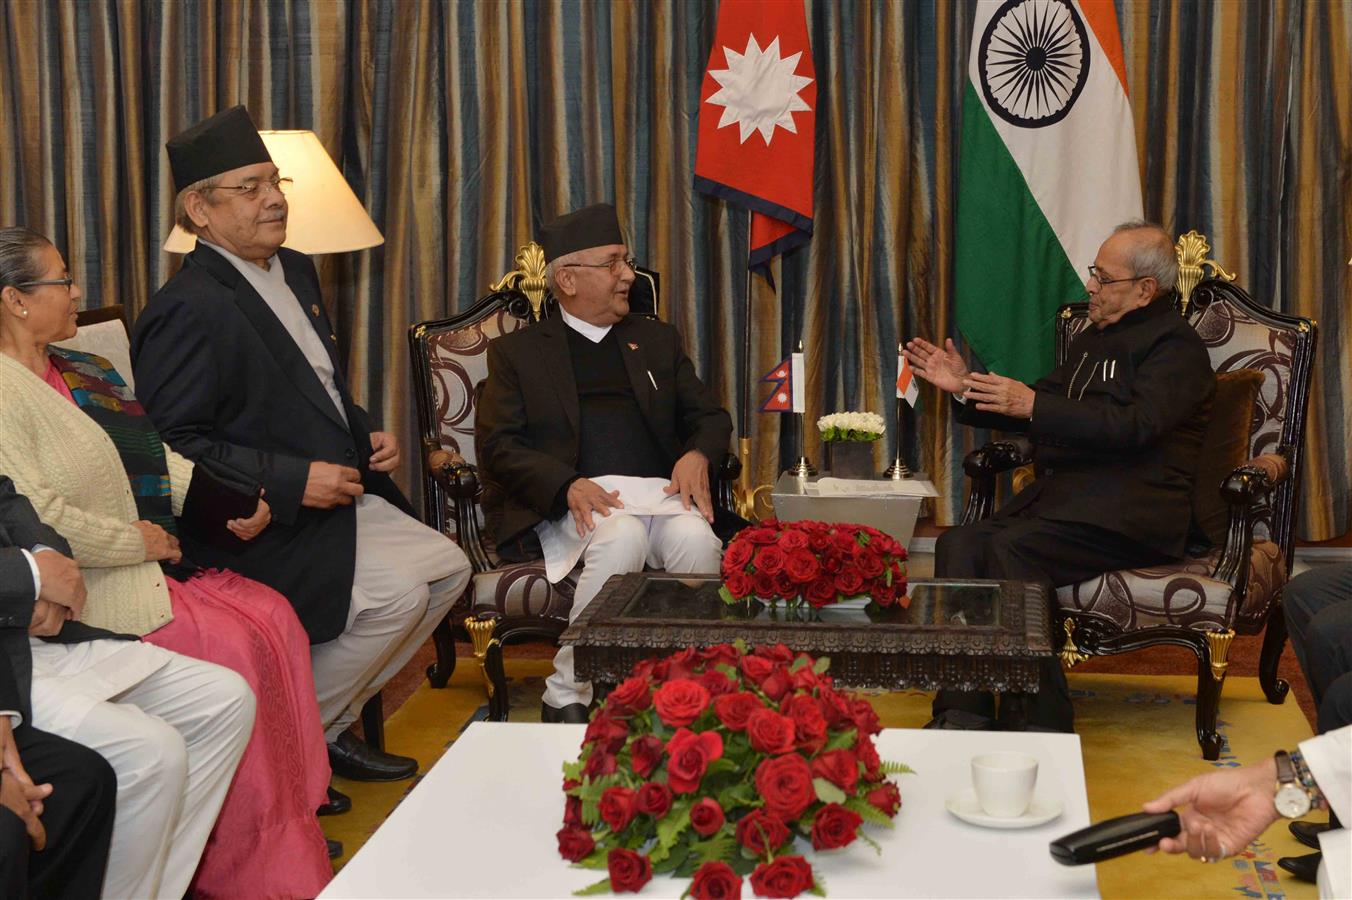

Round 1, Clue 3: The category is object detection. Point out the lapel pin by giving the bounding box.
[627,342,639,350]
[311,304,321,317]
[329,333,337,342]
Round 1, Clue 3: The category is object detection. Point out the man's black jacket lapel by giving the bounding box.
[187,246,349,433]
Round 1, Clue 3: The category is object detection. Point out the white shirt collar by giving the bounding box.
[558,305,612,343]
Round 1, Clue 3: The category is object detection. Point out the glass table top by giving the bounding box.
[616,575,1001,628]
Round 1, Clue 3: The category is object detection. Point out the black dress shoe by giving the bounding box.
[1277,852,1321,884]
[318,785,352,817]
[923,709,999,731]
[541,702,591,724]
[327,730,418,781]
[1289,819,1331,850]
[327,838,343,860]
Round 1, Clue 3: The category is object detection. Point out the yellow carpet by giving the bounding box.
[326,662,1319,900]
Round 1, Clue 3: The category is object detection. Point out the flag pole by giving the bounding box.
[733,212,757,520]
[885,342,912,479]
[789,339,815,478]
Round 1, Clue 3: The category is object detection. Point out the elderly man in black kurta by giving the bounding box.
[904,221,1215,732]
[478,204,732,723]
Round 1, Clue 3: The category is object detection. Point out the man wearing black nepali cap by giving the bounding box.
[478,203,732,723]
[132,106,471,794]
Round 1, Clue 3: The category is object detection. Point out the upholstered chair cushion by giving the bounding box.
[1056,539,1285,633]
[1191,369,1264,546]
[470,562,575,620]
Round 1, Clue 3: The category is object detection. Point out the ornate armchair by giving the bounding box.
[409,243,733,719]
[958,231,1317,759]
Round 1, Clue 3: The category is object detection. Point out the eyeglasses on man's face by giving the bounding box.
[1087,265,1149,288]
[201,176,294,201]
[564,255,638,277]
[13,277,75,292]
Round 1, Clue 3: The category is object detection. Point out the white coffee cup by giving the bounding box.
[971,752,1039,818]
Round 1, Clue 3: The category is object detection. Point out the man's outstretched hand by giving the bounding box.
[1141,756,1279,863]
[664,450,713,523]
[566,478,624,537]
[903,337,970,395]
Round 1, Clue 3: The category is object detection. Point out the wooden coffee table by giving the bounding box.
[565,574,1053,693]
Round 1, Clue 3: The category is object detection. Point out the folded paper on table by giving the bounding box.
[810,477,940,498]
[535,475,707,582]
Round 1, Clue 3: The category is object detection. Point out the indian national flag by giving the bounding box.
[955,0,1142,383]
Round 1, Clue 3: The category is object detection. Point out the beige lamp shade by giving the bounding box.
[163,129,383,254]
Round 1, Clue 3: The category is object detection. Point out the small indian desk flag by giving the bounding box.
[760,352,805,413]
[896,348,919,407]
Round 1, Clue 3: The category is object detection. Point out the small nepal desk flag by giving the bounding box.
[694,0,816,275]
[760,352,805,413]
[896,348,919,407]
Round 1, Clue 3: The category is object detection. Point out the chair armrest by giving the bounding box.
[426,446,493,572]
[715,451,742,513]
[1211,445,1292,591]
[959,438,1034,525]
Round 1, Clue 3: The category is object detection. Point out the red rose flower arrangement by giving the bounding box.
[559,642,912,898]
[719,519,908,611]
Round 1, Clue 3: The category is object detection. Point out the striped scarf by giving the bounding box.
[48,347,178,538]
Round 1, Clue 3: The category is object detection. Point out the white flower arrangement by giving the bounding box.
[816,410,886,442]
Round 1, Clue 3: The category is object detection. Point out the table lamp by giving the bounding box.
[162,129,383,254]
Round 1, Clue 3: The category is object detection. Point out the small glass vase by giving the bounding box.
[825,440,875,479]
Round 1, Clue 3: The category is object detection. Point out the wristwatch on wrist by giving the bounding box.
[1273,750,1313,818]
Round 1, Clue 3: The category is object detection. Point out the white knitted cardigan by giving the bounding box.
[0,351,195,635]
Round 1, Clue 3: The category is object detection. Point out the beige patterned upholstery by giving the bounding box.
[1057,539,1284,632]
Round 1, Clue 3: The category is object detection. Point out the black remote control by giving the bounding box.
[1049,811,1182,866]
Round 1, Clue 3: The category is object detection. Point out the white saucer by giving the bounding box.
[945,788,1063,829]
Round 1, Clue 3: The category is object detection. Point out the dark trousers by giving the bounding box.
[933,512,1174,731]
[0,725,116,899]
[1282,561,1352,823]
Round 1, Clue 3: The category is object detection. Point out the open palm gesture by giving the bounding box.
[903,337,971,395]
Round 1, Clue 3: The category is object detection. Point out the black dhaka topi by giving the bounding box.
[539,203,625,262]
[166,105,272,192]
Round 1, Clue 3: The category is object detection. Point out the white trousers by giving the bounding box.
[31,642,254,900]
[543,513,721,707]
[311,494,472,740]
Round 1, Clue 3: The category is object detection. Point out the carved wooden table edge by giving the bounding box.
[565,574,1054,694]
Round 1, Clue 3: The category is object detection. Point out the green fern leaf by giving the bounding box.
[573,877,613,896]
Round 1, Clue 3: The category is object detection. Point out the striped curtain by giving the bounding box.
[1,0,1348,539]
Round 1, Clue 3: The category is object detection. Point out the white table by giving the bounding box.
[321,723,1098,899]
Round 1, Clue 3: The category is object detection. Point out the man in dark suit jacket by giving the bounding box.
[904,222,1215,732]
[131,106,471,788]
[479,203,732,723]
[0,476,117,897]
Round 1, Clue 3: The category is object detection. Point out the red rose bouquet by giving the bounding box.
[718,519,908,611]
[558,643,912,898]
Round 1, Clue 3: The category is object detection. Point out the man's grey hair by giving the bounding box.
[545,249,587,295]
[1112,220,1178,295]
[173,173,223,234]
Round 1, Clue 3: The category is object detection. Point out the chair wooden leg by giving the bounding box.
[465,616,505,718]
[1194,630,1235,761]
[484,639,510,722]
[1258,601,1291,705]
[361,692,385,752]
[426,614,457,689]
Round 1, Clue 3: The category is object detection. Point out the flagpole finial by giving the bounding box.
[795,339,803,352]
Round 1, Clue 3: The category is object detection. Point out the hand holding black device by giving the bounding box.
[1049,811,1181,866]
[180,459,263,551]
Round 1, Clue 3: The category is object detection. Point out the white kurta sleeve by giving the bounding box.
[1299,725,1351,899]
